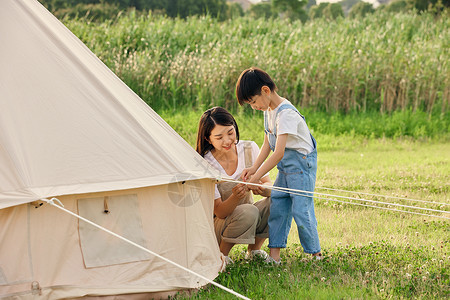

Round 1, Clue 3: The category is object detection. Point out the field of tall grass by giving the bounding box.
[64,11,449,113]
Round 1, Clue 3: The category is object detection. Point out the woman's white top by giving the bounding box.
[265,99,314,155]
[204,140,261,200]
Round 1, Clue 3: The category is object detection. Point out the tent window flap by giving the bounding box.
[77,194,150,268]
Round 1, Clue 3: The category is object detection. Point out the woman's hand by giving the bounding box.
[251,175,272,197]
[251,181,266,195]
[231,183,249,200]
[252,182,272,197]
[252,187,265,195]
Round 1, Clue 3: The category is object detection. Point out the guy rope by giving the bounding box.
[220,179,450,220]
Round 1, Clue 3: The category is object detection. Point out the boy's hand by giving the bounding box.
[241,167,256,182]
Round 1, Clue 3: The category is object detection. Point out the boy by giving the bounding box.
[236,67,322,264]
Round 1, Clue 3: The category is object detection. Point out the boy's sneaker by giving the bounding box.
[245,250,269,260]
[313,253,324,261]
[264,256,281,266]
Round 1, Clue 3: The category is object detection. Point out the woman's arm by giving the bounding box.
[213,183,249,219]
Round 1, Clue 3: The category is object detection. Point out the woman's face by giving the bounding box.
[208,124,237,153]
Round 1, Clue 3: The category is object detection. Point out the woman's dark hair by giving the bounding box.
[196,107,240,157]
[236,67,276,106]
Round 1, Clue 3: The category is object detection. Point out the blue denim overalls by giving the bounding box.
[264,103,321,253]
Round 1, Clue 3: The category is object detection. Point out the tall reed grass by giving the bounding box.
[65,11,449,113]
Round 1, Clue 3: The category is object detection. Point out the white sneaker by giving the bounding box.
[313,253,324,261]
[224,256,234,265]
[264,256,281,266]
[245,250,269,260]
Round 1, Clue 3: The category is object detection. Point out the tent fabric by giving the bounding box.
[0,183,222,299]
[0,0,221,210]
[0,0,225,298]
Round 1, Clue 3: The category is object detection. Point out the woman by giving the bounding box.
[196,107,272,264]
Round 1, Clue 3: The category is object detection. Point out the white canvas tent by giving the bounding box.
[0,0,224,298]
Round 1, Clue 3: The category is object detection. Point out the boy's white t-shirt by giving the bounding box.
[204,140,263,200]
[266,99,314,155]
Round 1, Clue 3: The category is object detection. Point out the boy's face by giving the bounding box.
[247,87,271,111]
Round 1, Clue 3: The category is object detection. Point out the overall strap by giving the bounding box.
[264,111,270,136]
[242,141,253,168]
[272,103,302,136]
[277,103,317,149]
[271,103,316,150]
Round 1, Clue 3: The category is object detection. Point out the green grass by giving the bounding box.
[164,111,449,299]
[64,11,449,113]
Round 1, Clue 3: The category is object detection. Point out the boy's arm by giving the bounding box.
[248,134,287,186]
[241,134,271,181]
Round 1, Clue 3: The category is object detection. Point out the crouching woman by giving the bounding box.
[196,107,271,264]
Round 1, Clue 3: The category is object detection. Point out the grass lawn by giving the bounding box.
[163,112,449,299]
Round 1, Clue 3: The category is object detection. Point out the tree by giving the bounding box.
[248,2,275,19]
[309,2,329,19]
[339,0,362,15]
[349,1,375,18]
[378,0,448,13]
[407,0,439,11]
[272,0,309,21]
[224,2,244,19]
[306,0,317,10]
[322,3,344,19]
[379,0,409,13]
[163,0,228,18]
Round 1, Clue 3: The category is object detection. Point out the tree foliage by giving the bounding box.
[272,0,309,22]
[339,0,363,15]
[310,2,343,20]
[52,2,121,21]
[378,0,449,13]
[39,0,450,21]
[309,2,329,19]
[39,0,229,19]
[225,2,244,19]
[349,1,375,18]
[323,3,344,19]
[305,0,317,10]
[248,2,276,19]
